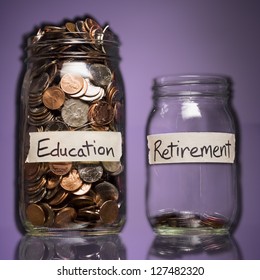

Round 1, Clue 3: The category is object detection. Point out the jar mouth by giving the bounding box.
[153,75,230,97]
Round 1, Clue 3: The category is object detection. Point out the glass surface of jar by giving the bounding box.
[146,75,237,235]
[18,18,126,235]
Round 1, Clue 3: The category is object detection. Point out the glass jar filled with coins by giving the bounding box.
[146,75,238,235]
[19,17,126,235]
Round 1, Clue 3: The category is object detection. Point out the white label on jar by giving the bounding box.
[147,132,235,164]
[26,131,122,163]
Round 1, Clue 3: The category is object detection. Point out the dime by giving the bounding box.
[99,200,119,224]
[55,207,77,227]
[89,64,112,86]
[42,86,65,110]
[26,203,46,226]
[61,98,89,127]
[49,162,72,176]
[60,169,83,192]
[60,73,85,95]
[78,164,103,183]
[80,87,104,102]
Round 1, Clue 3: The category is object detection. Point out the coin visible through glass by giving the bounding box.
[60,73,85,95]
[42,86,65,110]
[61,98,89,127]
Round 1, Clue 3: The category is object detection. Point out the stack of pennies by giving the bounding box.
[22,17,125,230]
[151,211,229,231]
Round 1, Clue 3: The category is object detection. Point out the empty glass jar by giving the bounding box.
[18,18,126,235]
[146,75,238,235]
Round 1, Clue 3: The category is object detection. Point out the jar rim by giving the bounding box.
[154,75,229,86]
[153,74,230,97]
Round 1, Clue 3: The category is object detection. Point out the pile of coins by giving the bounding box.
[151,211,229,231]
[21,17,125,231]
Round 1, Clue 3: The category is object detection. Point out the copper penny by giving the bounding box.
[49,162,72,176]
[24,163,40,181]
[99,200,119,224]
[48,188,69,206]
[60,169,83,192]
[45,173,62,190]
[88,101,114,126]
[65,22,76,32]
[60,73,85,95]
[42,86,65,110]
[26,203,46,226]
[55,207,77,227]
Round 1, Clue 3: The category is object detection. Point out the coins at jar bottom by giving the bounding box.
[151,211,229,232]
[26,203,46,226]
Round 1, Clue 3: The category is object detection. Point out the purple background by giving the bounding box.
[1,0,260,259]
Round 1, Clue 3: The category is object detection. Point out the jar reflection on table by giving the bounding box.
[147,234,241,260]
[146,75,238,235]
[18,17,126,235]
[18,234,126,260]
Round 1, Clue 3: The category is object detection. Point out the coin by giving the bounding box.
[29,72,50,93]
[24,163,40,181]
[41,203,55,227]
[60,169,83,192]
[89,64,112,86]
[42,86,65,110]
[45,120,69,131]
[78,164,103,183]
[102,161,122,174]
[77,208,100,221]
[70,77,88,98]
[88,101,114,126]
[65,22,76,33]
[48,188,69,206]
[26,203,46,226]
[94,181,119,205]
[61,98,89,127]
[70,195,96,209]
[99,200,119,224]
[49,162,72,176]
[45,173,62,190]
[60,73,85,95]
[55,207,77,227]
[72,183,92,196]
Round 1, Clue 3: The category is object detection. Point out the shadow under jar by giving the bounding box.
[146,75,238,235]
[18,18,126,235]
